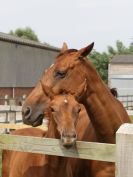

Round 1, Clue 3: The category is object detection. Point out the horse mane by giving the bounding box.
[57,49,78,58]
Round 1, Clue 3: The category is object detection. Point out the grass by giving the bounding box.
[130,115,133,123]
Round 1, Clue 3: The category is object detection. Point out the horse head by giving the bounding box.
[22,42,94,125]
[22,80,51,126]
[41,82,81,148]
[44,42,94,95]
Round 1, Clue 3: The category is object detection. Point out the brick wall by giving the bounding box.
[0,87,34,105]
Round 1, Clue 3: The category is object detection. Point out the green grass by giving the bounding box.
[130,115,133,123]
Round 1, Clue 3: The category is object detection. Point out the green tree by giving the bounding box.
[107,40,131,56]
[9,27,39,42]
[88,40,133,83]
[129,42,133,53]
[88,51,109,83]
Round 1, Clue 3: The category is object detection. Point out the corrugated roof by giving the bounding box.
[110,54,133,64]
[0,32,60,52]
[0,40,59,87]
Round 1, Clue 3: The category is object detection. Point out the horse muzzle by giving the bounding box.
[22,106,44,127]
[61,131,77,148]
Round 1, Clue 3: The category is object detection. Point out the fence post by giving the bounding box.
[9,110,16,124]
[116,123,133,177]
[4,95,9,105]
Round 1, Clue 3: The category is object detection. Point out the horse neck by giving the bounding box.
[82,60,130,143]
[45,118,71,173]
[45,118,59,139]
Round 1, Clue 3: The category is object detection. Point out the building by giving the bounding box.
[108,55,133,108]
[0,32,60,105]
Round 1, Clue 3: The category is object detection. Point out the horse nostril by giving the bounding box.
[22,106,32,120]
[62,131,77,139]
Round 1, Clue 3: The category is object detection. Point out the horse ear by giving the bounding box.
[78,42,94,58]
[40,80,54,99]
[110,88,118,98]
[61,42,68,52]
[74,79,87,100]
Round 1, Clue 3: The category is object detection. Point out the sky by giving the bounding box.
[0,0,133,52]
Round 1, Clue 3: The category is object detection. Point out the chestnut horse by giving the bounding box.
[3,85,96,177]
[21,43,129,176]
[31,42,130,143]
[22,84,118,176]
[23,42,130,143]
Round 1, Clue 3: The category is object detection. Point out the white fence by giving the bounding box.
[0,105,22,123]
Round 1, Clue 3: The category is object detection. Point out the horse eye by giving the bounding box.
[50,107,55,112]
[54,70,67,78]
[76,106,81,114]
[77,107,81,113]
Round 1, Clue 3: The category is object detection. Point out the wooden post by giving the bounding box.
[4,95,9,105]
[22,94,27,105]
[116,123,133,177]
[9,111,16,123]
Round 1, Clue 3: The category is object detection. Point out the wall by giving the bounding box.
[0,41,59,87]
[0,87,33,105]
[0,40,59,105]
[108,63,133,96]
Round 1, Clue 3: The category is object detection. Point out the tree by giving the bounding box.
[107,40,132,56]
[88,51,109,83]
[9,27,39,42]
[88,40,133,83]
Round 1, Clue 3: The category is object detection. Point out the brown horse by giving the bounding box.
[21,43,129,176]
[23,42,130,143]
[3,85,94,177]
[21,47,119,176]
[32,42,131,143]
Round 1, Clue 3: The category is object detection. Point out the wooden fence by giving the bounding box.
[0,123,48,131]
[0,105,22,124]
[0,96,26,106]
[118,95,133,109]
[0,123,133,177]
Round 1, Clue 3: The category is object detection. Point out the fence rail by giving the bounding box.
[0,96,26,106]
[0,134,115,162]
[0,123,133,177]
[0,123,47,131]
[0,105,22,127]
[118,95,133,109]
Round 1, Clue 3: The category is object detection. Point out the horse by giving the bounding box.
[21,57,120,176]
[23,42,130,143]
[3,84,95,177]
[32,43,131,141]
[21,43,129,176]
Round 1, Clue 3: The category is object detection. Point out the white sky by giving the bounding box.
[0,0,133,52]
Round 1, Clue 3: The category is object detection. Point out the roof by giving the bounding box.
[0,32,60,52]
[0,34,60,87]
[110,54,133,64]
